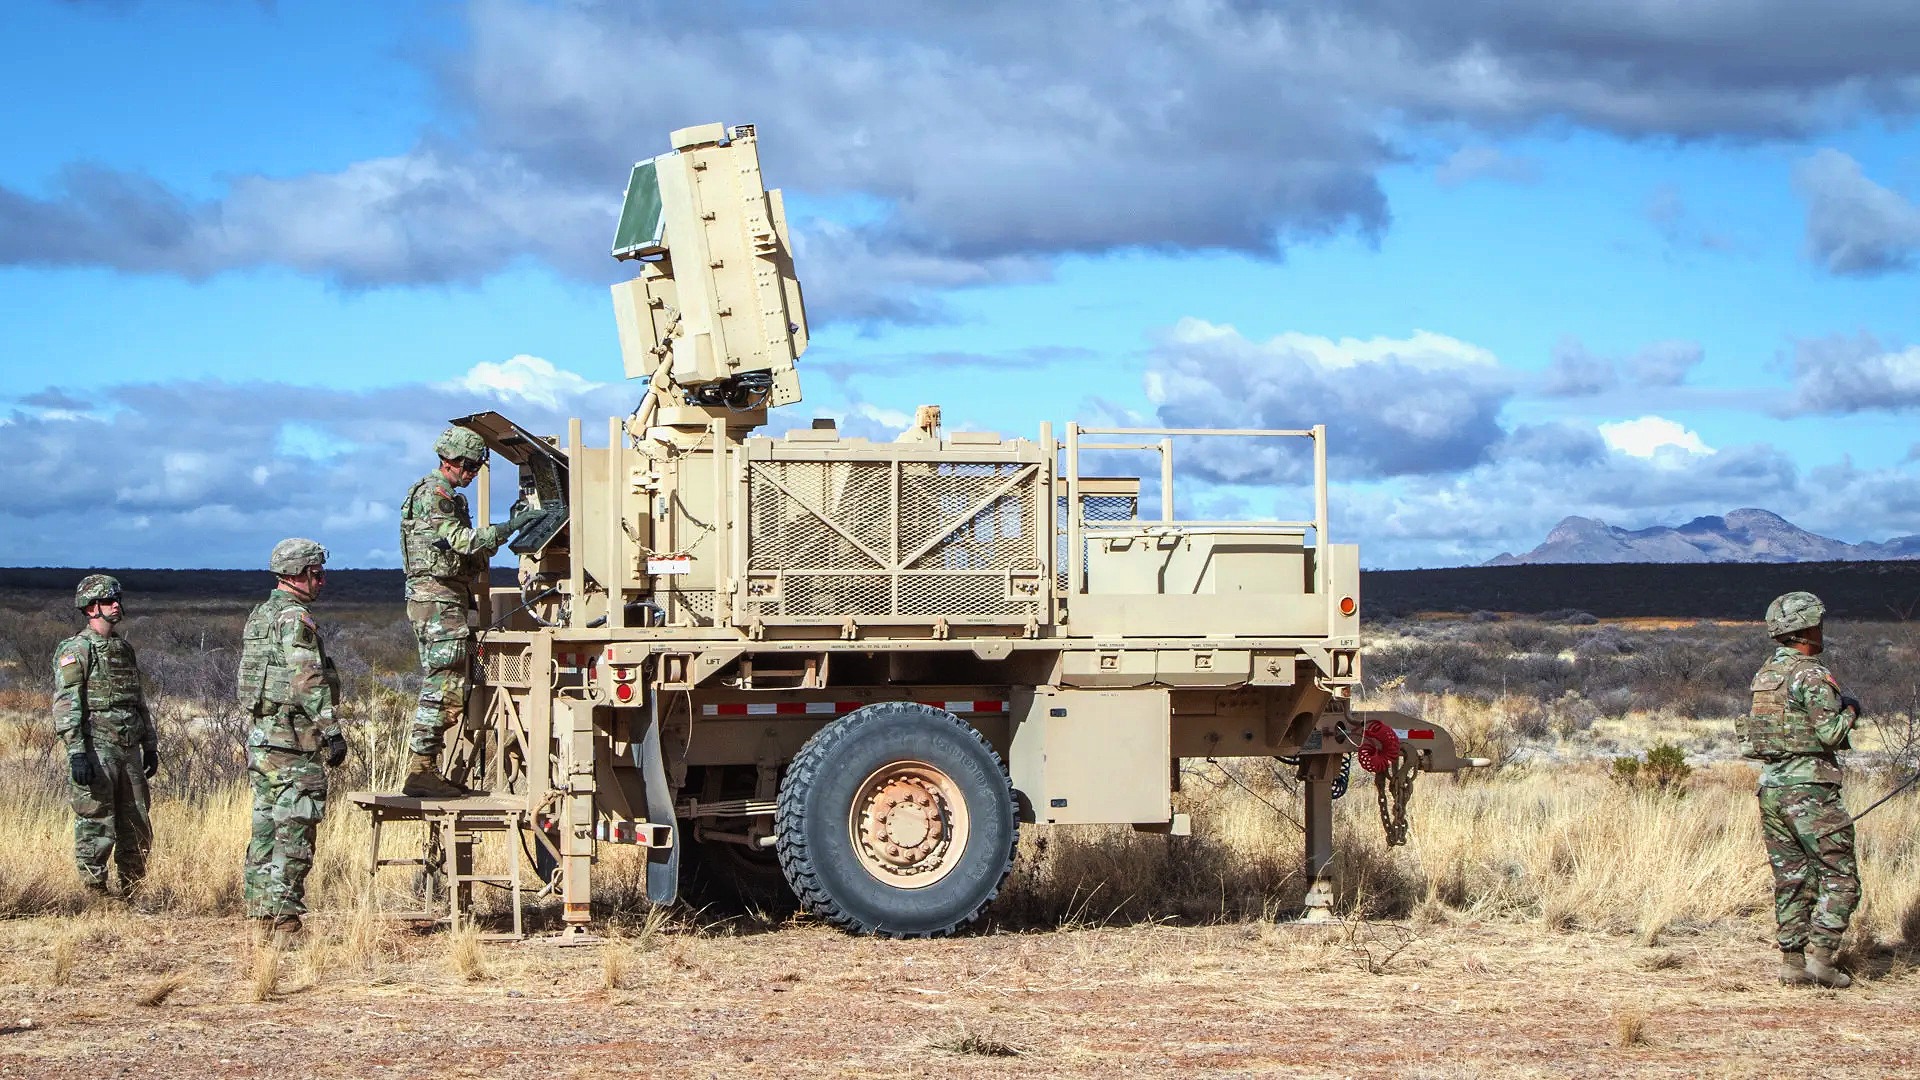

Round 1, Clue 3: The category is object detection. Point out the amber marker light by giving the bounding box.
[1339,596,1357,616]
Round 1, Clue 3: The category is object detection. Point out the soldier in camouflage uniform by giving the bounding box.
[239,538,350,944]
[52,574,157,898]
[399,426,542,798]
[1740,591,1861,988]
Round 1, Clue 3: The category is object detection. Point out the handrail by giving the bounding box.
[1059,423,1331,609]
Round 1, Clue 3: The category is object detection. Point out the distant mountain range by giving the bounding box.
[1485,508,1920,566]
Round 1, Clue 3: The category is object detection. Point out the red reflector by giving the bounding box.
[1339,596,1356,616]
[615,683,634,702]
[1407,728,1434,739]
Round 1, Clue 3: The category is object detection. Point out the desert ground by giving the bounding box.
[2,584,1918,1077]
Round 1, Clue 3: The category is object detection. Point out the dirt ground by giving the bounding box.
[2,913,1917,1079]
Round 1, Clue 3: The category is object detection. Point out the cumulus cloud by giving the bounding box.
[1597,415,1715,458]
[1794,149,1920,276]
[1539,338,1616,396]
[1625,340,1704,387]
[1783,331,1920,414]
[1535,337,1703,397]
[0,357,634,568]
[446,354,605,411]
[1144,321,1510,480]
[9,1,1920,319]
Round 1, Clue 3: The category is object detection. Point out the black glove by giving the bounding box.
[69,753,93,787]
[1840,694,1863,718]
[142,742,159,780]
[325,733,350,769]
[504,504,544,534]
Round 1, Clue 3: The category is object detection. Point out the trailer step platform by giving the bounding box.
[349,792,541,940]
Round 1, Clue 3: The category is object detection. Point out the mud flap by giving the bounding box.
[640,688,680,905]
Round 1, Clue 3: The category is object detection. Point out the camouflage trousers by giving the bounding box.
[1758,782,1859,953]
[69,740,151,890]
[408,599,473,757]
[244,746,328,918]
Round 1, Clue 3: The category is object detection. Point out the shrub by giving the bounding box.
[1612,742,1692,793]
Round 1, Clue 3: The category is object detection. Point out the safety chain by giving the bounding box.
[1374,755,1417,847]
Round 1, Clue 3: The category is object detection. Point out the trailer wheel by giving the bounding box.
[776,702,1016,938]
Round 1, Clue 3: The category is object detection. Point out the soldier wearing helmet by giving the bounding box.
[398,426,543,798]
[237,538,350,945]
[1740,590,1862,988]
[52,573,156,898]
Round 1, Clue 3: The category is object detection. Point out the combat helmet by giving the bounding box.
[433,426,488,466]
[1766,591,1825,640]
[73,574,121,611]
[269,538,329,576]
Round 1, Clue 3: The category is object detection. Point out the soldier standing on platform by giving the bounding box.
[399,426,540,798]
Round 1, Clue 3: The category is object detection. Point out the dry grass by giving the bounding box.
[248,947,281,1002]
[444,920,487,982]
[1614,1008,1649,1047]
[135,974,185,1007]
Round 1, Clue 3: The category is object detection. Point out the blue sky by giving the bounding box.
[4,0,1920,569]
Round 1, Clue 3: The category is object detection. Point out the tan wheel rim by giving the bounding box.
[848,760,969,889]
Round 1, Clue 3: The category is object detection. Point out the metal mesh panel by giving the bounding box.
[1056,494,1139,590]
[670,589,716,626]
[484,648,531,686]
[748,461,890,572]
[743,457,1043,620]
[779,574,891,616]
[899,574,1027,618]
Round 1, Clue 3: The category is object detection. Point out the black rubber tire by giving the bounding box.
[775,702,1017,938]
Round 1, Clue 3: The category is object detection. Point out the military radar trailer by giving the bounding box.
[390,123,1480,938]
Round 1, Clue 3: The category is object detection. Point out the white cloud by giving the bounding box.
[1597,416,1714,458]
[445,354,604,410]
[1145,321,1511,479]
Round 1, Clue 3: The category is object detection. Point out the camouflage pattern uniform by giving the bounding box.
[52,576,155,893]
[1742,644,1859,956]
[400,466,508,759]
[239,569,342,919]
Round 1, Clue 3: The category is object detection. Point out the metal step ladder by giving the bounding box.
[349,793,546,940]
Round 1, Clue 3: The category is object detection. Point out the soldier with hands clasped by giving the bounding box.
[398,426,541,798]
[1741,591,1862,988]
[53,574,157,899]
[238,539,350,945]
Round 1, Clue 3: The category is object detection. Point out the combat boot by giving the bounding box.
[402,754,466,799]
[1778,950,1815,986]
[270,915,304,950]
[1805,946,1852,989]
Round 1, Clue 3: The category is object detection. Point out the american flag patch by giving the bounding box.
[58,655,77,667]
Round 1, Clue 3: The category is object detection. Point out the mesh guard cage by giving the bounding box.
[740,457,1045,622]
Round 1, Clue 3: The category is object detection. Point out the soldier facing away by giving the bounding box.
[52,574,157,899]
[239,538,350,945]
[399,426,542,798]
[1741,590,1861,988]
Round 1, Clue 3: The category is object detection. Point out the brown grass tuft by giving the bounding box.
[445,921,487,982]
[135,974,185,1007]
[1614,1009,1648,1047]
[249,948,281,1002]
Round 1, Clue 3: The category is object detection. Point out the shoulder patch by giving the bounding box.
[58,654,78,667]
[436,496,457,515]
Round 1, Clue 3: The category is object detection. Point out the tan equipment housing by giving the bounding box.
[386,123,1481,937]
